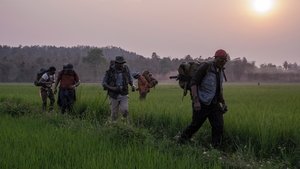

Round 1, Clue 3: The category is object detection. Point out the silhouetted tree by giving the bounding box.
[83,48,107,79]
[0,45,299,82]
[283,61,288,70]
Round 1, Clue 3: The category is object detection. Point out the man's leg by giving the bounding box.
[208,107,224,148]
[48,89,55,111]
[180,109,208,141]
[59,89,67,114]
[119,95,129,118]
[109,97,119,121]
[66,89,75,113]
[40,88,48,112]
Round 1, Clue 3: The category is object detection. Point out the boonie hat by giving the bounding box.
[115,56,126,64]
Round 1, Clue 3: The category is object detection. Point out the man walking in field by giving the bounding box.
[102,56,135,122]
[133,72,150,100]
[54,64,80,114]
[39,66,56,112]
[176,49,229,148]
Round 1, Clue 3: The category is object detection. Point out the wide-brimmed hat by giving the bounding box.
[115,56,126,64]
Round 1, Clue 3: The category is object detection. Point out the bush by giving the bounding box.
[0,99,32,117]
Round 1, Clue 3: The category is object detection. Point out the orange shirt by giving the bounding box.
[57,70,79,89]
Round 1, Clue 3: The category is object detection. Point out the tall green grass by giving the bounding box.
[0,115,222,169]
[0,83,299,168]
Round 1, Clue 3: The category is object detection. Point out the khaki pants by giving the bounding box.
[109,95,129,121]
[40,88,55,112]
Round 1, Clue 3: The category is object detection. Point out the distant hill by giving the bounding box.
[101,46,144,61]
[1,45,300,82]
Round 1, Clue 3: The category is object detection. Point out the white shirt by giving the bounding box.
[41,73,55,88]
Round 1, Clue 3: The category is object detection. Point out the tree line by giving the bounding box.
[1,45,300,83]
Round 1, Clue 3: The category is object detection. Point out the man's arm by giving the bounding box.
[72,72,80,89]
[125,65,133,86]
[191,85,201,111]
[190,63,210,111]
[102,71,118,91]
[219,86,225,104]
[124,65,135,91]
[39,73,52,85]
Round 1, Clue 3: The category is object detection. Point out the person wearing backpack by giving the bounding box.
[54,64,80,114]
[102,56,135,122]
[142,70,158,88]
[38,66,56,112]
[176,49,229,148]
[133,72,150,100]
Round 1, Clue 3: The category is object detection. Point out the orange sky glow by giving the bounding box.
[0,0,299,66]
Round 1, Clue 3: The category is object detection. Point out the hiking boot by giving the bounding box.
[48,108,54,113]
[105,119,117,126]
[173,134,189,144]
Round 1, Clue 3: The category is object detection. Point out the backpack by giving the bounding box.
[169,61,211,98]
[34,68,48,86]
[176,62,207,96]
[172,61,227,98]
[142,70,158,88]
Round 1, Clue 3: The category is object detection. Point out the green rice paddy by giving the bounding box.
[0,83,299,168]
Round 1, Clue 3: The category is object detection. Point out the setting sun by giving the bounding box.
[252,0,274,13]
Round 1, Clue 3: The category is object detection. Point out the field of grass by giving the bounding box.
[0,83,299,168]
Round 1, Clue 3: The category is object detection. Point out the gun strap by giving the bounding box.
[222,69,227,82]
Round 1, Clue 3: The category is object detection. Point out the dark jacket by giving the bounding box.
[102,65,133,99]
[191,61,225,105]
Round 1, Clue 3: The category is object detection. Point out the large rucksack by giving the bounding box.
[171,61,227,98]
[34,68,48,86]
[142,70,158,88]
[177,62,207,96]
[169,61,211,98]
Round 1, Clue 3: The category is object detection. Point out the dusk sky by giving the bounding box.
[1,0,299,66]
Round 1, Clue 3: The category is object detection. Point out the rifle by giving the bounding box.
[169,75,179,80]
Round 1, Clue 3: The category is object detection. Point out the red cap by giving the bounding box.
[214,49,228,58]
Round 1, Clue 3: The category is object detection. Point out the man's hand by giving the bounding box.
[110,87,119,91]
[191,85,200,111]
[219,102,228,114]
[103,84,116,91]
[131,85,136,92]
[72,81,80,89]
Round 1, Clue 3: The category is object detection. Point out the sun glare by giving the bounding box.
[252,0,274,13]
